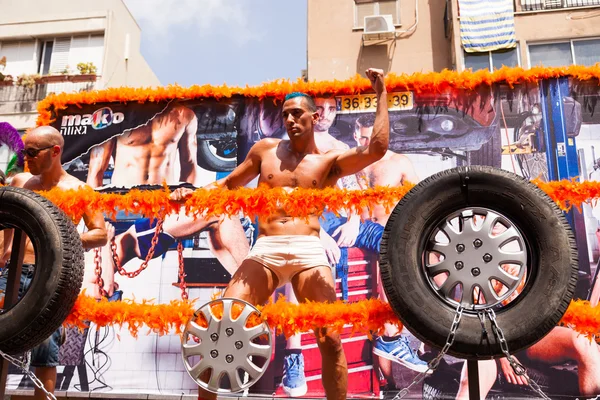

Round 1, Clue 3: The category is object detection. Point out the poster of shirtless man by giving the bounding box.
[57,100,240,189]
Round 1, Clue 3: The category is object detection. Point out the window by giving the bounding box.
[464,45,521,72]
[0,33,104,77]
[521,0,600,12]
[0,40,37,76]
[354,0,400,29]
[68,34,104,75]
[528,38,600,68]
[37,38,71,75]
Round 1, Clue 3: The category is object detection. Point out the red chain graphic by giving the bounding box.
[111,219,164,278]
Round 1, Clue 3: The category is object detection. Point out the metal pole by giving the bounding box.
[467,359,481,400]
[0,229,28,399]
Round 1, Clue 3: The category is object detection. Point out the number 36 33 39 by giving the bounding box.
[335,92,413,114]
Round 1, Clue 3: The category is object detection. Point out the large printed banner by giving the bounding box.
[5,77,600,399]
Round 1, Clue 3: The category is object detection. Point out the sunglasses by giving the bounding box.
[22,145,55,158]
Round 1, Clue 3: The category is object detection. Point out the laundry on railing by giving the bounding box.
[459,0,517,53]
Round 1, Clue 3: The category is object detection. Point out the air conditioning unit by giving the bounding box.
[362,15,395,43]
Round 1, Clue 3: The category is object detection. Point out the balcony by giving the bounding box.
[516,0,600,12]
[0,74,98,115]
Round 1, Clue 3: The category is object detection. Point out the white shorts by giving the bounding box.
[246,235,331,288]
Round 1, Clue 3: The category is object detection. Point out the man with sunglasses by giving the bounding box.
[1,125,108,400]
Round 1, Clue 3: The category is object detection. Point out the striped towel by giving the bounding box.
[459,0,516,53]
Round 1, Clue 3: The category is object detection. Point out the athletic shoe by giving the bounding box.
[373,336,431,373]
[281,352,308,397]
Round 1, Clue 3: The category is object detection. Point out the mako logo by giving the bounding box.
[60,107,125,135]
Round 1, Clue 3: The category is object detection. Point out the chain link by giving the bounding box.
[177,241,188,301]
[0,349,56,400]
[111,219,164,278]
[485,308,551,400]
[391,304,465,400]
[94,248,109,298]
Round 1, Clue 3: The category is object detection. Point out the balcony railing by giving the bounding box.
[0,75,98,104]
[516,0,600,12]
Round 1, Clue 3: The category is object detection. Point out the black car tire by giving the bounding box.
[197,140,236,172]
[380,166,578,359]
[0,186,84,355]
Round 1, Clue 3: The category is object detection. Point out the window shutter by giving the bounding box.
[49,37,71,74]
[379,1,399,24]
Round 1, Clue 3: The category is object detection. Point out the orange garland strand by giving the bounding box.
[16,178,600,223]
[37,65,600,126]
[31,183,416,221]
[63,294,600,340]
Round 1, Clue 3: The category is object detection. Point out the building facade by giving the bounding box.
[0,0,160,171]
[307,0,600,81]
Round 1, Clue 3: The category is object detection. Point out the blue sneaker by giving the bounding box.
[282,352,308,396]
[373,336,431,374]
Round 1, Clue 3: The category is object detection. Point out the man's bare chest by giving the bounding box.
[119,125,182,147]
[259,154,335,188]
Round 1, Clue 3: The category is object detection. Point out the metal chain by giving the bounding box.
[391,304,465,400]
[0,349,56,400]
[485,308,551,400]
[94,248,109,298]
[177,240,188,301]
[111,219,164,278]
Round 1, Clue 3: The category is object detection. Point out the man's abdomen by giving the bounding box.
[257,215,322,238]
[112,145,174,186]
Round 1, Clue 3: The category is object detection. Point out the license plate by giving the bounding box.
[335,91,413,114]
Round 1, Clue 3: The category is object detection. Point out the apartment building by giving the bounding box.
[0,0,160,171]
[307,0,600,81]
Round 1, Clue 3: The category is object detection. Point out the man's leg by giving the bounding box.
[292,266,348,400]
[162,209,219,238]
[112,224,141,264]
[525,326,600,396]
[206,216,250,275]
[359,221,428,374]
[455,359,497,400]
[197,258,279,400]
[281,283,308,396]
[11,327,64,400]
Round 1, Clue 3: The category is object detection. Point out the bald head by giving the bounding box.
[27,126,64,149]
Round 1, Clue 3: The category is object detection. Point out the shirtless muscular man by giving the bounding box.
[86,103,202,188]
[172,68,389,400]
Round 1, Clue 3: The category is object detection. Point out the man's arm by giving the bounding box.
[69,180,108,249]
[81,208,108,250]
[87,138,116,188]
[170,138,270,201]
[329,68,389,179]
[177,112,200,184]
[205,139,269,190]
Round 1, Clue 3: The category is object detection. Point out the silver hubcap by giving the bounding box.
[424,207,528,310]
[181,298,272,393]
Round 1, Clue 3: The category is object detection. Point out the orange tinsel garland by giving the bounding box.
[37,65,600,126]
[532,178,600,211]
[34,184,415,221]
[25,179,600,222]
[64,295,600,340]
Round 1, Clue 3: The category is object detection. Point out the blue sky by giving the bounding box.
[123,0,308,88]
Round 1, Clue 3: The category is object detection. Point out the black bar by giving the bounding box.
[467,359,481,400]
[0,229,28,400]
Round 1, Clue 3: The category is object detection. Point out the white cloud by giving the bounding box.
[123,0,264,47]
